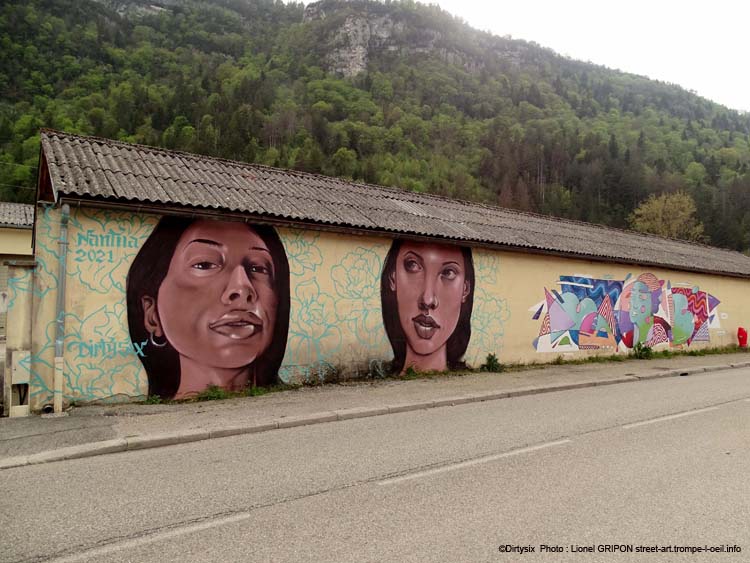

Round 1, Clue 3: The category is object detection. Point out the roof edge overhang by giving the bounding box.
[0,224,33,230]
[57,195,750,281]
[37,145,56,202]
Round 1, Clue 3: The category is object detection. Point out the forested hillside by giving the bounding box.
[2,0,750,250]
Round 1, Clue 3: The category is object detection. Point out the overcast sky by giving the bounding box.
[430,0,749,113]
[304,0,749,113]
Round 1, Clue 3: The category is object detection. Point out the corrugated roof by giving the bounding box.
[0,202,34,228]
[39,130,750,277]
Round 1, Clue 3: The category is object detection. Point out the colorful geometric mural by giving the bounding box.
[531,273,721,353]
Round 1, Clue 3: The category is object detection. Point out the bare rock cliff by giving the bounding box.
[303,1,518,77]
[305,5,407,77]
[90,0,176,17]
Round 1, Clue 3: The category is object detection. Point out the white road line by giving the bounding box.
[622,406,719,429]
[378,439,571,486]
[48,512,254,562]
[46,441,571,560]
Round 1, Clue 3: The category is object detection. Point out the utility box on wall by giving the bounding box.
[11,350,30,383]
[7,350,30,417]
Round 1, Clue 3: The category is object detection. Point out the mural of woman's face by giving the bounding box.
[145,220,278,372]
[389,241,470,370]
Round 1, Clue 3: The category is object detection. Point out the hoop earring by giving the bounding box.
[149,332,167,348]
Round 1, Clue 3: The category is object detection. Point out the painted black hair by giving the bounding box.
[380,239,474,374]
[126,216,290,399]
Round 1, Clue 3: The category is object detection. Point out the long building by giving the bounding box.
[4,130,750,414]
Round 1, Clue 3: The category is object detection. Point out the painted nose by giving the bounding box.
[221,265,257,304]
[419,278,439,310]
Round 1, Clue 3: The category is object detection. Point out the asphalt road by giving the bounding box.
[2,368,749,563]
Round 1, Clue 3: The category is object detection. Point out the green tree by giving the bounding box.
[629,192,704,241]
[330,147,357,178]
[684,161,707,190]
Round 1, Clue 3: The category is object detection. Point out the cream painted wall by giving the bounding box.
[275,228,392,383]
[14,204,749,408]
[0,227,32,256]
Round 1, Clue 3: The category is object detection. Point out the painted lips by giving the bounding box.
[209,311,263,340]
[412,314,440,339]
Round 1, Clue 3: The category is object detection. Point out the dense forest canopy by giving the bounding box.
[2,0,750,251]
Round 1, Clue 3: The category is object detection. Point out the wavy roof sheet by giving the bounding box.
[0,202,34,228]
[40,130,750,277]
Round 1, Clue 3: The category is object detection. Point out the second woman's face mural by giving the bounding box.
[388,241,471,372]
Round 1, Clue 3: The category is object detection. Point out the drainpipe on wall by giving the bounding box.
[53,203,70,414]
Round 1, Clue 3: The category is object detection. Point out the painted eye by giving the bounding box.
[248,264,271,276]
[404,259,421,273]
[191,261,219,270]
[441,267,458,280]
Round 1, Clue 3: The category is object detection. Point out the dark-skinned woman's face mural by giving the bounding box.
[146,221,279,396]
[126,218,290,399]
[381,240,474,374]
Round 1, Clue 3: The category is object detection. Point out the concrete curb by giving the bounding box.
[126,430,210,450]
[0,363,743,471]
[277,412,337,429]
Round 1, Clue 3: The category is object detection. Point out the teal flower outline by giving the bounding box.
[7,268,33,311]
[473,251,502,286]
[280,278,342,383]
[280,230,323,277]
[331,248,382,301]
[469,287,511,366]
[330,247,388,354]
